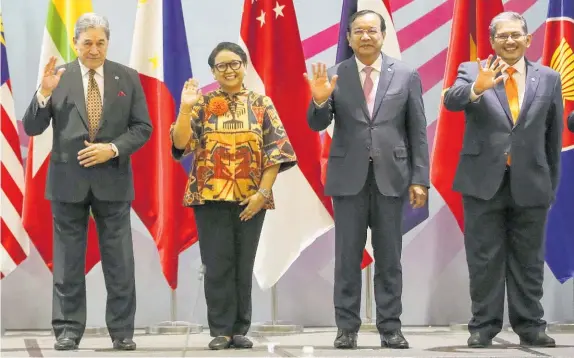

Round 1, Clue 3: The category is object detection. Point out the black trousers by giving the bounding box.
[51,190,136,342]
[332,162,405,334]
[463,170,548,338]
[193,201,265,337]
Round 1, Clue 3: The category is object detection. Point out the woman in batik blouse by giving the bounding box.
[170,42,297,350]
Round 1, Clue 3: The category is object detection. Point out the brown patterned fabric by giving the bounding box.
[169,89,298,209]
[86,69,102,141]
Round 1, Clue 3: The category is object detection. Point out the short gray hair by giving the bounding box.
[489,11,528,39]
[74,13,110,41]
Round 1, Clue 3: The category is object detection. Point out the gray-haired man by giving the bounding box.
[23,13,152,351]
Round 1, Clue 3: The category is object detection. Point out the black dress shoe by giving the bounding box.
[519,332,556,347]
[467,332,492,348]
[334,329,357,349]
[54,337,78,351]
[208,336,232,350]
[232,335,253,348]
[381,330,409,349]
[112,338,136,350]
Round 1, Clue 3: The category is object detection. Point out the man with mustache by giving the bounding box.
[443,11,563,348]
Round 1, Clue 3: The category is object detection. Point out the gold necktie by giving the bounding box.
[505,67,519,166]
[505,67,519,123]
[86,69,102,141]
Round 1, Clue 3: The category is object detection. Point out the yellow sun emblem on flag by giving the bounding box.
[550,38,574,104]
[0,14,5,46]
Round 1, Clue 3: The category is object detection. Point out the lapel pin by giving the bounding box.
[115,76,119,80]
[531,78,535,81]
[387,68,392,72]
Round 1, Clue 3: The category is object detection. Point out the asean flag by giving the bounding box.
[541,0,574,284]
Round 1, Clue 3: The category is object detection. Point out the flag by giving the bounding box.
[430,0,504,231]
[333,0,428,269]
[541,0,574,283]
[239,0,334,289]
[22,0,101,273]
[129,0,197,289]
[1,9,30,278]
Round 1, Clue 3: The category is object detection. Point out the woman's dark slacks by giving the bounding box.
[193,201,266,337]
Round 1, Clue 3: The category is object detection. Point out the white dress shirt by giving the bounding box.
[314,54,383,107]
[37,61,118,156]
[355,53,382,92]
[470,56,526,108]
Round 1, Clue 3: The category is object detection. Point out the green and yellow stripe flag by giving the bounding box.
[23,0,102,274]
[38,0,93,78]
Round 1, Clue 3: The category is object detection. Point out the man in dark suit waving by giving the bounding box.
[306,10,429,350]
[443,11,563,348]
[23,13,152,351]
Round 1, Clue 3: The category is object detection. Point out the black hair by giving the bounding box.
[207,42,248,68]
[347,10,386,33]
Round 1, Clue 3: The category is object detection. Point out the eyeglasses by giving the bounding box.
[351,28,380,37]
[214,60,242,72]
[494,33,525,42]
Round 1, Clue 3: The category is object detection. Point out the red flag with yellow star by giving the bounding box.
[430,0,504,230]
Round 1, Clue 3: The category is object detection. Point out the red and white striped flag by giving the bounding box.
[239,0,334,289]
[1,10,30,278]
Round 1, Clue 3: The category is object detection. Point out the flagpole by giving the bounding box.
[250,284,303,336]
[145,265,204,335]
[360,264,377,332]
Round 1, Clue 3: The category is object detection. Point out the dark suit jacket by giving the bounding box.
[307,54,429,197]
[443,58,563,206]
[568,110,574,132]
[22,59,152,203]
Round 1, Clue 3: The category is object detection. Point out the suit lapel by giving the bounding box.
[69,60,90,130]
[493,73,514,127]
[371,54,394,119]
[342,58,370,120]
[516,60,540,125]
[99,60,119,132]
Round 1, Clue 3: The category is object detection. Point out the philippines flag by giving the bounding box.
[239,0,335,289]
[541,0,574,284]
[334,0,428,268]
[129,0,198,289]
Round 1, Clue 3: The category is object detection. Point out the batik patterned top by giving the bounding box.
[170,88,297,209]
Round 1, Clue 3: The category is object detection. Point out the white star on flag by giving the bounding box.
[257,10,265,27]
[273,2,285,18]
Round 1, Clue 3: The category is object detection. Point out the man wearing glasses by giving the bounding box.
[443,11,563,348]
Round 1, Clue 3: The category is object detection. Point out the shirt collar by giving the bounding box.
[355,53,383,73]
[501,56,526,75]
[78,60,104,78]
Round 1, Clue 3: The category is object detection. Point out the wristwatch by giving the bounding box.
[258,188,271,201]
[109,143,118,158]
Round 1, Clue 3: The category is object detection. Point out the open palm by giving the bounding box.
[304,62,338,103]
[181,78,202,106]
[474,55,507,94]
[41,56,65,94]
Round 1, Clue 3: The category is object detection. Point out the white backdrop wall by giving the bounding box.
[1,0,572,330]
